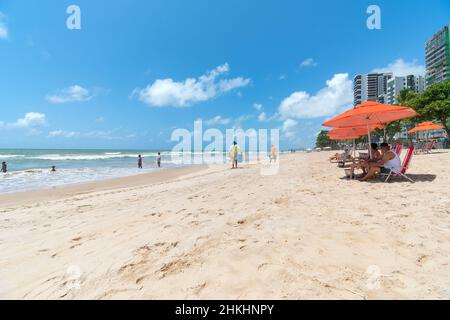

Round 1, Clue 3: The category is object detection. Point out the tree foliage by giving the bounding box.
[408,80,450,138]
[315,130,339,149]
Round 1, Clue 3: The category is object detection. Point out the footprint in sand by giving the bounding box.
[417,254,431,266]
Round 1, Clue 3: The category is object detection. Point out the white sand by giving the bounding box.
[0,151,449,299]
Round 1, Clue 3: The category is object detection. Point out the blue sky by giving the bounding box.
[0,0,449,150]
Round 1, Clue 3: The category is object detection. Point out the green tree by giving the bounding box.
[409,80,450,138]
[374,121,402,143]
[315,130,339,149]
[397,88,417,106]
[376,88,420,143]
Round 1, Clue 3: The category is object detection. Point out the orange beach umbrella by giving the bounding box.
[323,101,418,128]
[323,101,418,158]
[328,132,361,140]
[408,121,444,134]
[328,124,384,138]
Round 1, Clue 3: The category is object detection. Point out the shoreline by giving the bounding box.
[0,165,208,207]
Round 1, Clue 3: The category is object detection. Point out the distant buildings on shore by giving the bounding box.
[426,26,450,87]
[353,73,425,105]
[354,26,449,106]
[353,26,449,142]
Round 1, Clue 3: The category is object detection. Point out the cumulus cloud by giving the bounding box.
[6,112,47,129]
[371,59,425,76]
[46,85,93,104]
[300,58,318,67]
[282,119,299,139]
[278,73,353,120]
[0,12,8,40]
[133,63,250,108]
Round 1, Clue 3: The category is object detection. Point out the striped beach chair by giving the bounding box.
[381,146,415,183]
[394,143,403,155]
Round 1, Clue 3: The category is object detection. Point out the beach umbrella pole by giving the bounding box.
[367,122,372,159]
[353,138,356,159]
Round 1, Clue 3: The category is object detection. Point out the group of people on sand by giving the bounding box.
[138,153,161,169]
[347,142,402,181]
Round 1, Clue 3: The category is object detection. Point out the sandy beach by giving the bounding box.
[0,151,449,300]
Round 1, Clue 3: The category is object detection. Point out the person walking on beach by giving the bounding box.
[138,155,143,169]
[156,152,161,168]
[270,145,277,163]
[1,161,6,173]
[229,141,241,169]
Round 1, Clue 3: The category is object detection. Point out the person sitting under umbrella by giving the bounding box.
[347,143,381,179]
[361,143,402,181]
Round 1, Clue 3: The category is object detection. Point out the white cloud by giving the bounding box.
[258,112,267,122]
[134,63,250,108]
[278,73,353,120]
[0,12,8,40]
[371,59,425,76]
[7,112,47,129]
[300,58,318,67]
[282,119,299,139]
[219,77,251,92]
[253,103,263,111]
[204,115,232,126]
[46,85,92,104]
[48,130,80,138]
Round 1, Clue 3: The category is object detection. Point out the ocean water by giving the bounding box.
[0,149,184,194]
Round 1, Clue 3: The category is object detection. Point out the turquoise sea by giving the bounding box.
[0,149,179,194]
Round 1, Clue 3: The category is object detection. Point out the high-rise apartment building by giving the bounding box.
[425,26,450,87]
[384,75,425,105]
[353,73,392,105]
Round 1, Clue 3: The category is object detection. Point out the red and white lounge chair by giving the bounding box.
[394,143,403,155]
[380,146,415,183]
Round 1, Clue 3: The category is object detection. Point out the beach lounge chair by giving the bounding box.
[415,140,436,154]
[414,141,425,154]
[380,146,415,183]
[394,143,403,155]
[424,140,437,154]
[330,148,353,164]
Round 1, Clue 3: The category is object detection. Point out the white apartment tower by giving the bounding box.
[385,75,425,105]
[353,73,393,105]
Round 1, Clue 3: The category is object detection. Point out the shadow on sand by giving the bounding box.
[341,174,437,183]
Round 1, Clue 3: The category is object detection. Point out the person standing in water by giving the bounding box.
[51,166,56,172]
[138,155,143,169]
[156,152,161,168]
[1,162,6,173]
[229,141,241,169]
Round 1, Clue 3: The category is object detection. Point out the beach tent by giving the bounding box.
[323,101,418,158]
